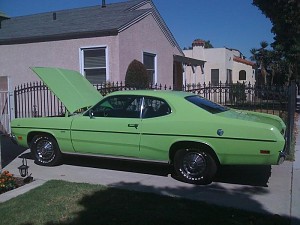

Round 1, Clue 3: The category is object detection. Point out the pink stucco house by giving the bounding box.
[0,0,205,133]
[0,0,204,91]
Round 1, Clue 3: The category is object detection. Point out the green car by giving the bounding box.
[11,67,286,184]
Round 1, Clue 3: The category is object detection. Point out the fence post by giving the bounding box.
[286,81,296,155]
[0,133,3,173]
[14,87,18,119]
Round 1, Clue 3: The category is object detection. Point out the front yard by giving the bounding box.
[0,180,290,225]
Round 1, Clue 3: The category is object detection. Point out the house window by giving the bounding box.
[239,70,246,80]
[226,69,232,84]
[143,52,156,84]
[211,69,219,86]
[81,47,107,84]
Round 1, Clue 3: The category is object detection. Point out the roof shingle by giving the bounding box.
[0,0,149,44]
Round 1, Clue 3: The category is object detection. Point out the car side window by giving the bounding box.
[89,96,142,118]
[142,97,171,119]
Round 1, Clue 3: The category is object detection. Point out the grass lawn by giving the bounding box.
[0,180,290,225]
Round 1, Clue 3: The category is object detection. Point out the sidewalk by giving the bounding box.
[291,118,300,224]
[0,128,299,222]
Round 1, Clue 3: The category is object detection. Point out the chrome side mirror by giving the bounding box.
[89,109,94,119]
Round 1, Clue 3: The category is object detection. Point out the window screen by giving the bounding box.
[82,48,106,84]
[143,52,156,84]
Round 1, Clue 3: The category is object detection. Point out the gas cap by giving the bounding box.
[217,129,224,136]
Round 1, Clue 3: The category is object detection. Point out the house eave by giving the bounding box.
[119,0,183,55]
[174,55,206,66]
[0,29,118,45]
[233,56,255,67]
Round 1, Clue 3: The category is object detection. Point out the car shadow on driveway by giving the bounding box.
[62,154,271,187]
[18,152,272,187]
[214,165,271,187]
[62,154,172,177]
[1,133,27,168]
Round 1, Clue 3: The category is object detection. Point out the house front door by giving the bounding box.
[173,61,183,90]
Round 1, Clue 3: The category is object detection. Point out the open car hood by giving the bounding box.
[31,67,103,114]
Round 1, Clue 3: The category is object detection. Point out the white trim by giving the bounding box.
[106,46,110,81]
[128,0,149,11]
[79,45,109,82]
[119,11,151,33]
[183,64,187,87]
[79,48,84,75]
[154,54,157,83]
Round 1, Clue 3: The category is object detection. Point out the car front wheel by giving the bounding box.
[31,135,62,166]
[173,148,217,184]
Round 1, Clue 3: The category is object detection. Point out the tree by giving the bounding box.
[252,0,300,79]
[267,47,289,85]
[204,40,214,49]
[250,41,270,84]
[251,42,289,85]
[125,59,149,89]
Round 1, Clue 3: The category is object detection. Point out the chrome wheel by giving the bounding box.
[31,135,62,166]
[174,148,217,184]
[181,152,206,180]
[35,139,55,163]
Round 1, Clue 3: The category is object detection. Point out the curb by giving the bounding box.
[291,139,300,224]
[0,179,46,203]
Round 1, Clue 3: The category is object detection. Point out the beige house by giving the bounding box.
[183,39,255,85]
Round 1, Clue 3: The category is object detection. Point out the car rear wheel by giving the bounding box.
[173,148,217,184]
[31,135,62,166]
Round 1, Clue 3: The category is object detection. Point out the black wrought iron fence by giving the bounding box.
[14,81,290,119]
[14,82,65,118]
[184,82,289,119]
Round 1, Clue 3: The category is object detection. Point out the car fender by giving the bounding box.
[168,138,220,165]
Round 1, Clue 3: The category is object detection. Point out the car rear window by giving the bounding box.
[185,95,228,114]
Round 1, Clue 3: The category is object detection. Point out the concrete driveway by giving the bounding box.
[1,130,299,224]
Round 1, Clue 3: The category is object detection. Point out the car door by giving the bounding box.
[70,95,142,158]
[139,97,173,161]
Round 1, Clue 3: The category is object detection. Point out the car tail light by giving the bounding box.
[260,150,270,154]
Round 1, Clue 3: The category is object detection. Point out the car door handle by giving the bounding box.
[128,124,139,129]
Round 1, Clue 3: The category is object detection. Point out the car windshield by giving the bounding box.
[185,95,229,114]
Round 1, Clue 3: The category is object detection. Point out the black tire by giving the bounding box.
[30,135,62,166]
[173,148,217,184]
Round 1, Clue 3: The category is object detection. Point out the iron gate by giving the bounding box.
[0,91,13,134]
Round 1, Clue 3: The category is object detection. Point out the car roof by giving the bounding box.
[106,90,195,99]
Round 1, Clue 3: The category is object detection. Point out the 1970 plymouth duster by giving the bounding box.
[11,67,286,184]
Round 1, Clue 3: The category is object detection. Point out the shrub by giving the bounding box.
[229,83,247,104]
[125,59,149,89]
[0,170,17,194]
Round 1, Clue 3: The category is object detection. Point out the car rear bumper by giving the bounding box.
[277,150,286,164]
[9,134,18,145]
[277,138,287,164]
